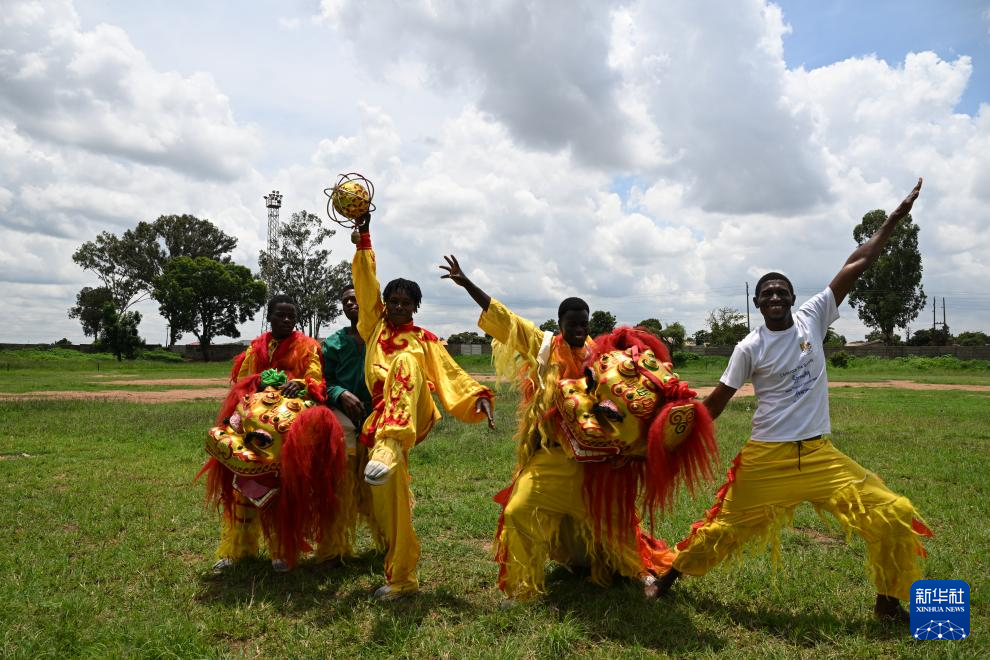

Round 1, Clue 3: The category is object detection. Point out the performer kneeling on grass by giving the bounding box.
[441,255,718,605]
[352,212,495,601]
[656,178,932,623]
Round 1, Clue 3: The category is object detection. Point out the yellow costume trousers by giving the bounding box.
[497,446,647,601]
[673,438,931,601]
[367,352,438,593]
[217,492,280,561]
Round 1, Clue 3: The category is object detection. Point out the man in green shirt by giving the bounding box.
[317,284,383,561]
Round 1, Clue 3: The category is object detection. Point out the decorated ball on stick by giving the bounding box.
[324,173,375,231]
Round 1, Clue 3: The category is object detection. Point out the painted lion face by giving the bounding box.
[556,346,690,462]
[206,387,315,490]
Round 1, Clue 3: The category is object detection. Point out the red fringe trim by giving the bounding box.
[643,400,718,520]
[676,450,743,551]
[195,457,236,521]
[492,483,514,592]
[582,460,643,543]
[230,351,247,383]
[272,406,347,568]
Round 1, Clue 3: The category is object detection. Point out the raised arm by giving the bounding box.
[829,178,922,305]
[440,254,491,312]
[352,213,385,341]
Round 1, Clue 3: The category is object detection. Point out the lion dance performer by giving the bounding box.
[440,255,718,603]
[199,295,347,572]
[353,213,494,600]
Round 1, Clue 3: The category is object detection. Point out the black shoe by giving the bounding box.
[874,596,910,623]
[655,568,682,598]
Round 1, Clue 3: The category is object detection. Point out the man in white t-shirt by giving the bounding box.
[657,178,931,623]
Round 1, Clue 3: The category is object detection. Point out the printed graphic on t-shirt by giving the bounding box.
[779,355,818,401]
[799,334,812,353]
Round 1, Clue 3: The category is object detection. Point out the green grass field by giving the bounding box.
[1,355,987,657]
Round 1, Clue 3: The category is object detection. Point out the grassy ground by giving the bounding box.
[2,357,987,657]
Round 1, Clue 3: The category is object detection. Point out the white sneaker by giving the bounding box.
[211,557,235,574]
[373,584,417,601]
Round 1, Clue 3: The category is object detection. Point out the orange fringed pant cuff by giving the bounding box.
[494,446,675,601]
[672,438,933,601]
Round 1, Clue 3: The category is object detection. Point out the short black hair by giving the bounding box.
[382,278,422,310]
[339,283,356,298]
[557,297,590,319]
[754,272,794,298]
[267,294,298,315]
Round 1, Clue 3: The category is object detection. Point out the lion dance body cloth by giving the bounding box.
[198,330,348,569]
[480,301,719,601]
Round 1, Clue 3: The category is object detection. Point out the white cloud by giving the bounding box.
[1,0,988,346]
[0,0,260,180]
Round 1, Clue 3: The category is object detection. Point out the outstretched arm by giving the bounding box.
[440,254,491,312]
[703,382,737,420]
[829,178,922,306]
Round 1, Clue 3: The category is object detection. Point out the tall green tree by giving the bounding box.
[153,257,267,361]
[636,318,664,337]
[589,310,617,337]
[824,326,846,347]
[956,331,989,346]
[847,209,926,345]
[259,210,349,337]
[68,286,114,338]
[72,215,238,346]
[539,319,559,334]
[663,322,686,350]
[124,215,239,346]
[706,307,748,346]
[72,232,149,311]
[96,304,144,361]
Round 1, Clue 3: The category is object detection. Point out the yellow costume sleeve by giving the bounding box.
[352,232,385,343]
[479,298,546,382]
[302,344,323,383]
[424,342,493,424]
[237,346,257,380]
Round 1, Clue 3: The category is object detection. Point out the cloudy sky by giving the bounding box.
[2,0,988,346]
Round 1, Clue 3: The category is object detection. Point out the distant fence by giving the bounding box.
[682,344,990,360]
[445,343,492,356]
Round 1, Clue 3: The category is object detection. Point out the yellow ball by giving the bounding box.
[332,180,371,219]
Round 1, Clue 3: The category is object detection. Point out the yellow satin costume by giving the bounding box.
[480,300,663,601]
[353,232,493,594]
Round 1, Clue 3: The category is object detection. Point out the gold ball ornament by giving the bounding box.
[332,180,372,220]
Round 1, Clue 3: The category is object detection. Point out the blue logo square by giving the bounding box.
[910,579,969,640]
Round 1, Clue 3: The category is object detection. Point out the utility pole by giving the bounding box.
[745,282,751,331]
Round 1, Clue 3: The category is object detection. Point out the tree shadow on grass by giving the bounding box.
[540,565,726,654]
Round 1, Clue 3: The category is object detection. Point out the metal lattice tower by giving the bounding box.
[261,190,282,331]
[264,190,283,265]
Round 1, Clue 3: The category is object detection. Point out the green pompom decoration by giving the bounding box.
[260,369,288,389]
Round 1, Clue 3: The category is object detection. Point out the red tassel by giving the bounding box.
[229,351,248,383]
[643,400,718,521]
[271,406,347,568]
[676,450,742,551]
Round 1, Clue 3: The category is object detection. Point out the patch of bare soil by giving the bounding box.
[693,380,990,397]
[93,378,228,386]
[791,526,844,547]
[1,388,230,403]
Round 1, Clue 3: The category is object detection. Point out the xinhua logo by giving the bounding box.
[910,580,969,641]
